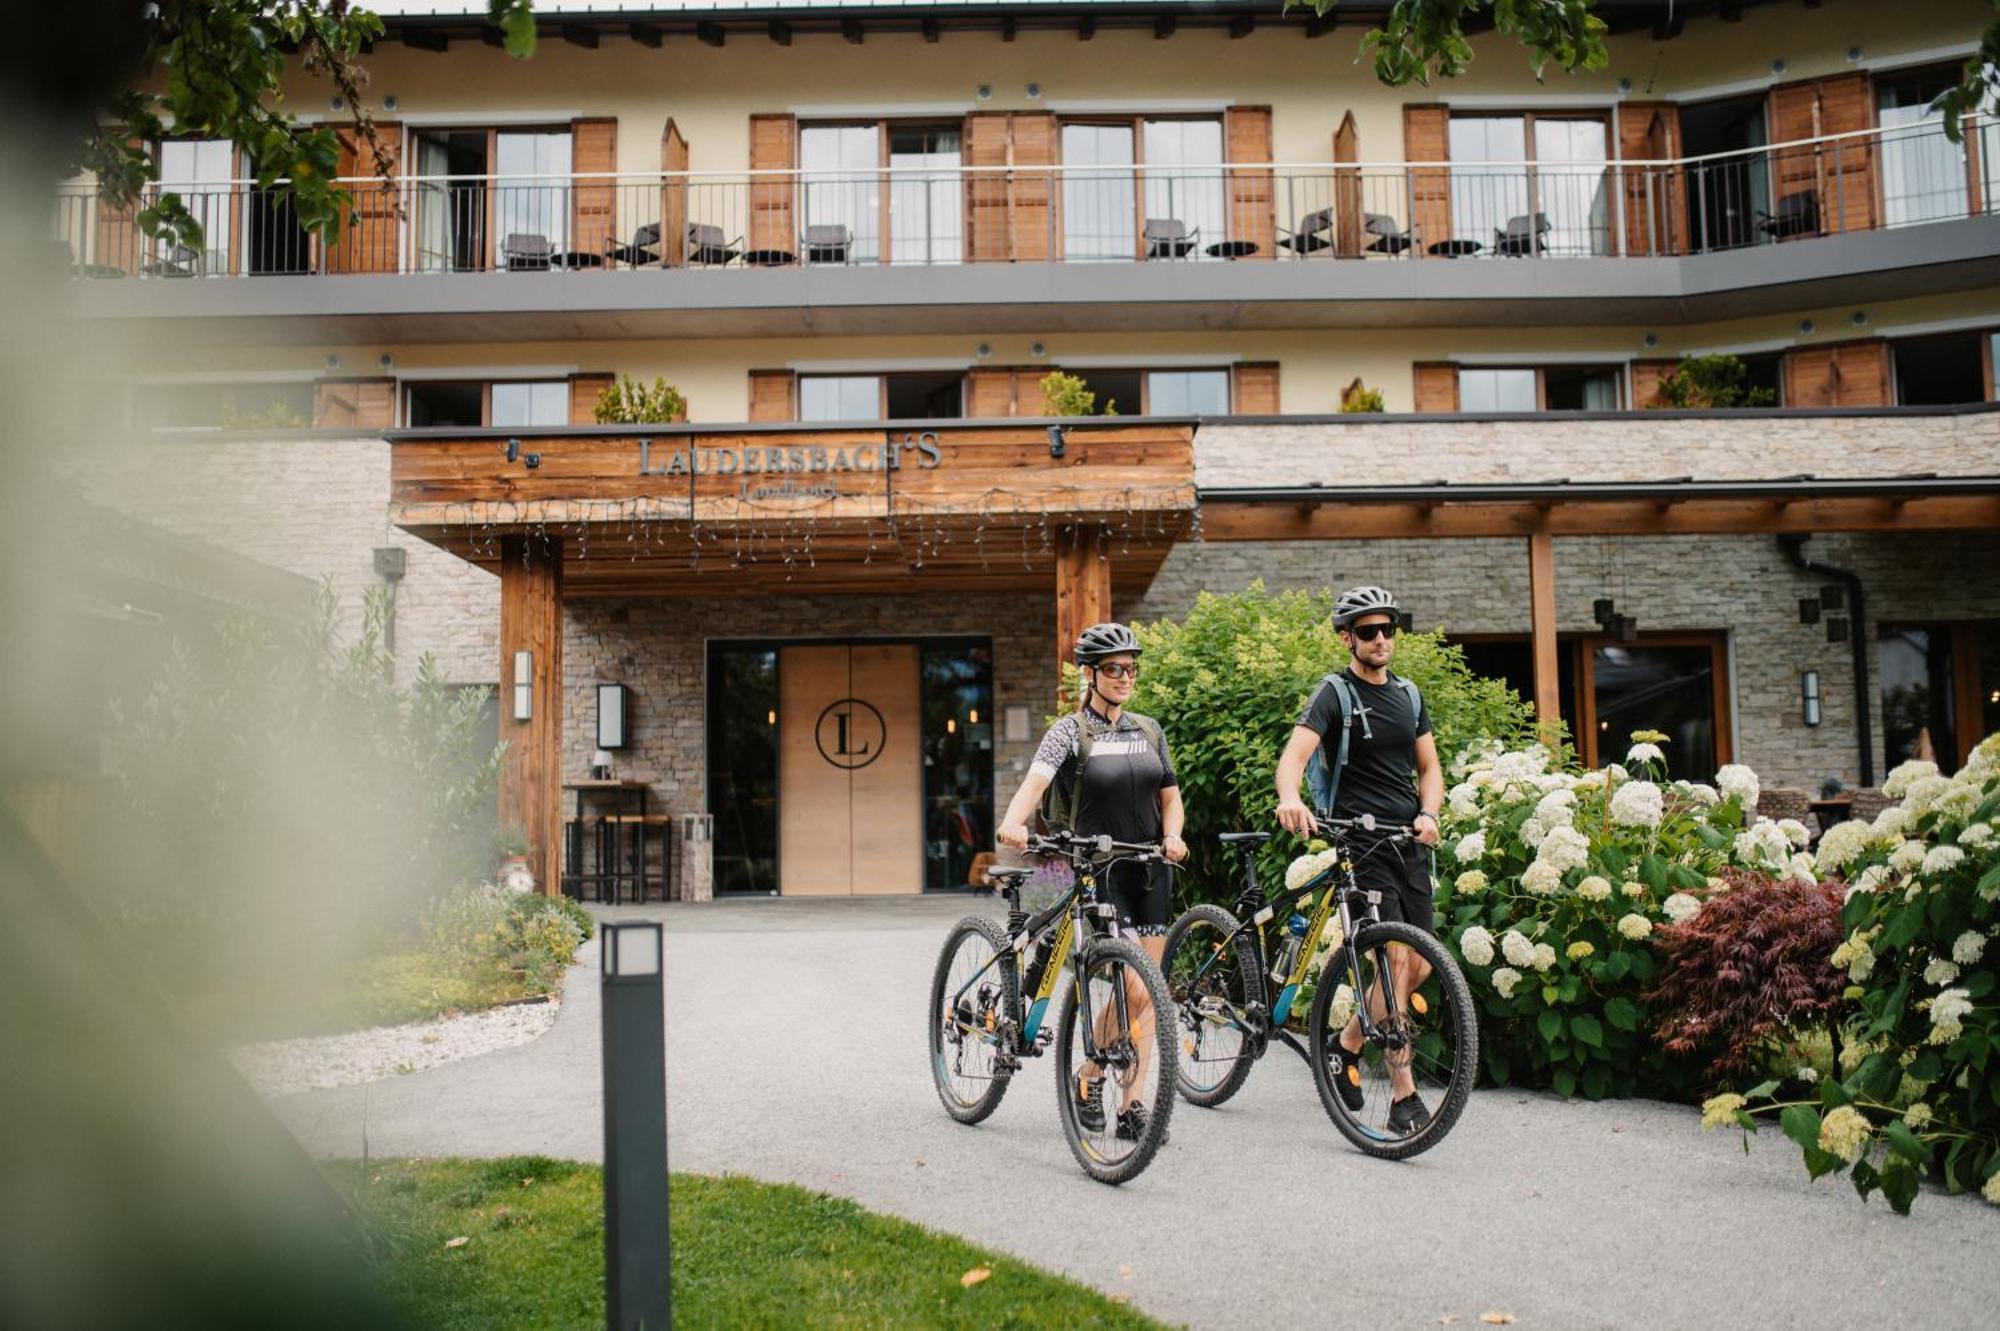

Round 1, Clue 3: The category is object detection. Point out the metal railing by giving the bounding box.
[51,114,1998,279]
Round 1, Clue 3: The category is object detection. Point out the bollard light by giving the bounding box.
[601,922,671,1331]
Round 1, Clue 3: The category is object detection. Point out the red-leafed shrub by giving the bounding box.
[1646,870,1848,1085]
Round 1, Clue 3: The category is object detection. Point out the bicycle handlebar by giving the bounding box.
[1027,830,1177,865]
[1312,812,1417,841]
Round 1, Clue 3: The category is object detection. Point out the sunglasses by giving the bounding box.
[1350,622,1398,643]
[1093,662,1140,680]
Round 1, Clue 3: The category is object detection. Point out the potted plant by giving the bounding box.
[495,824,536,894]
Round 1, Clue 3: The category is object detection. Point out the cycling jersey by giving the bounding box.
[1030,705,1177,935]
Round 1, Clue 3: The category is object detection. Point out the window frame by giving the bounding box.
[403,378,568,429]
[1456,363,1626,412]
[797,117,964,265]
[1575,631,1734,772]
[408,123,575,271]
[1056,113,1228,260]
[1446,109,1614,255]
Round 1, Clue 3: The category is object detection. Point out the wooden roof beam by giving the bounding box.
[922,16,940,42]
[560,24,598,49]
[1078,16,1096,40]
[401,28,449,53]
[1304,15,1338,37]
[842,17,865,44]
[628,22,664,48]
[696,21,725,47]
[1002,16,1017,42]
[1154,14,1176,39]
[1229,14,1257,39]
[768,19,792,46]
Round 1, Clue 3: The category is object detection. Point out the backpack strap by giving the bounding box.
[1065,712,1098,831]
[1305,672,1355,815]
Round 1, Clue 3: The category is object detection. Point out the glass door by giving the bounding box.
[801,124,880,264]
[888,125,960,265]
[922,641,994,891]
[156,138,234,274]
[495,129,572,257]
[1062,122,1136,259]
[707,646,780,894]
[1877,67,1970,227]
[1142,118,1224,256]
[1532,118,1610,255]
[1447,116,1530,251]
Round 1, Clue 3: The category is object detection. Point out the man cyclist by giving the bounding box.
[1273,585,1444,1134]
[998,622,1188,1144]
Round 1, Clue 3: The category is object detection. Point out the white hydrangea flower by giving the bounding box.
[1533,789,1577,828]
[1923,957,1960,986]
[1617,913,1653,941]
[1576,875,1613,901]
[1606,763,1630,785]
[1889,840,1927,875]
[1454,831,1486,864]
[1682,783,1720,807]
[1610,780,1665,829]
[1573,770,1609,793]
[1786,852,1819,884]
[1662,892,1701,924]
[1501,929,1536,967]
[1448,784,1482,819]
[1882,758,1939,798]
[1520,816,1549,849]
[1903,1102,1934,1130]
[1521,860,1563,895]
[1854,864,1892,894]
[1961,822,1994,847]
[1935,782,1981,820]
[1285,849,1338,891]
[1929,988,1973,1044]
[1952,931,1987,966]
[1815,820,1874,874]
[1529,942,1557,972]
[1923,845,1966,876]
[1985,1173,2000,1207]
[1327,983,1356,1030]
[1537,825,1591,874]
[1716,764,1761,808]
[1873,805,1913,839]
[1626,742,1666,766]
[1622,880,1648,899]
[1776,819,1811,848]
[1733,820,1792,873]
[1458,926,1496,967]
[1904,775,1951,816]
[1492,966,1524,999]
[1455,869,1489,894]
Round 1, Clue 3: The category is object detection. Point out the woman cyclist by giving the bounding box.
[997,621,1188,1142]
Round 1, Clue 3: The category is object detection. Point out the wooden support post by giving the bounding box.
[1527,531,1561,746]
[500,536,565,895]
[1053,525,1112,703]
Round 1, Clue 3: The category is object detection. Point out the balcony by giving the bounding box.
[59,117,2000,341]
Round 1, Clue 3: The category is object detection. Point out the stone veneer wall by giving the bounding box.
[561,593,1057,816]
[1124,529,2000,791]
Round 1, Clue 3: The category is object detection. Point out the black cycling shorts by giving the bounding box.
[1348,837,1436,936]
[1101,859,1170,937]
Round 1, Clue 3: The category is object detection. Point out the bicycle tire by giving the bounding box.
[1162,903,1259,1109]
[1307,920,1477,1160]
[927,914,1020,1125]
[1053,937,1179,1184]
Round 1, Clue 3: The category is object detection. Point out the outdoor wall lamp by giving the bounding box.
[513,650,533,721]
[505,436,542,469]
[1047,424,1067,459]
[598,683,630,750]
[1802,671,1823,727]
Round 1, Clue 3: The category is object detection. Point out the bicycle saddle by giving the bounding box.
[1217,831,1272,845]
[984,866,1033,885]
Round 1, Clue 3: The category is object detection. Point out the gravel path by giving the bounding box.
[269,897,2000,1330]
[231,993,561,1095]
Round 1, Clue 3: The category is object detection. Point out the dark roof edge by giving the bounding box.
[1198,474,2000,504]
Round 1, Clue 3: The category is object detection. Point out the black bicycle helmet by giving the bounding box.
[1074,621,1142,665]
[1333,584,1400,630]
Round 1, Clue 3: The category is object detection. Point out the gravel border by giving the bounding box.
[231,995,562,1096]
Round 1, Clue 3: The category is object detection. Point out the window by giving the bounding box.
[495,130,573,255]
[1739,352,1785,406]
[799,375,882,421]
[156,138,234,274]
[885,372,963,419]
[799,373,966,421]
[1893,331,1990,405]
[406,381,484,428]
[1679,95,1769,253]
[412,126,572,271]
[888,125,962,265]
[800,124,881,264]
[1145,369,1231,415]
[1880,620,2000,771]
[798,121,964,265]
[922,641,995,891]
[1459,365,1622,411]
[133,380,312,431]
[1142,118,1226,254]
[490,381,568,428]
[1448,113,1610,256]
[413,130,490,272]
[1062,122,1136,260]
[1877,64,1973,227]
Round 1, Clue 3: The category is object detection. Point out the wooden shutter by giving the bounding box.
[660,118,688,266]
[748,369,796,422]
[570,118,617,265]
[1225,105,1275,260]
[327,122,401,273]
[1627,358,1678,409]
[1814,72,1877,235]
[569,372,614,424]
[1332,111,1363,258]
[1413,362,1459,412]
[1617,103,1686,256]
[1782,339,1890,407]
[749,114,796,255]
[1404,106,1449,257]
[966,367,1020,417]
[1231,363,1280,414]
[963,113,1056,262]
[312,377,395,430]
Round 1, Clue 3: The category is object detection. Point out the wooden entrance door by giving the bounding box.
[777,643,921,895]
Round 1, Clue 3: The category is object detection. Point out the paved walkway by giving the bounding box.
[275,896,1999,1330]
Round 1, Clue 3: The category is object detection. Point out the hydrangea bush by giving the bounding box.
[1437,732,1805,1099]
[1709,738,2000,1213]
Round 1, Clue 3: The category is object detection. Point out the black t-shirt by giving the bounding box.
[1030,706,1177,844]
[1297,668,1432,823]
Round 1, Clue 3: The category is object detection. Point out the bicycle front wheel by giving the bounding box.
[1162,903,1258,1108]
[927,915,1019,1125]
[1053,938,1179,1185]
[1308,920,1477,1160]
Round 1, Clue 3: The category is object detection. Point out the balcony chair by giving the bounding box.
[685,222,743,266]
[142,243,206,278]
[1756,191,1819,241]
[802,223,853,265]
[1362,213,1416,256]
[1143,217,1200,259]
[1276,207,1335,257]
[1493,212,1552,257]
[604,221,662,267]
[502,233,554,271]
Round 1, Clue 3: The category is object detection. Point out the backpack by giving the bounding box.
[1303,672,1422,816]
[1039,710,1165,833]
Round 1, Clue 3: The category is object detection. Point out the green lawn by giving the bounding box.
[339,1157,1168,1330]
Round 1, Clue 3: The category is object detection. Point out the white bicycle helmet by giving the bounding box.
[1333,585,1400,630]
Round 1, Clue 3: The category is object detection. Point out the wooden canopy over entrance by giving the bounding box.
[389,421,1196,598]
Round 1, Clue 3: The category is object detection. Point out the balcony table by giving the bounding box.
[551,250,607,270]
[1205,240,1261,260]
[1427,240,1484,258]
[744,249,798,267]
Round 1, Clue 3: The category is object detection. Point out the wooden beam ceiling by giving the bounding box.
[627,22,663,48]
[696,21,725,47]
[768,20,792,45]
[560,24,599,49]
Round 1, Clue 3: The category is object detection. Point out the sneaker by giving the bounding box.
[1389,1092,1432,1135]
[1115,1100,1159,1145]
[1326,1041,1366,1112]
[1073,1075,1106,1133]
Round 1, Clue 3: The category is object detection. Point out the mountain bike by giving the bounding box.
[1160,814,1476,1159]
[927,830,1180,1185]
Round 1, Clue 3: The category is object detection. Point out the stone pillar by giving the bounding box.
[499,536,564,895]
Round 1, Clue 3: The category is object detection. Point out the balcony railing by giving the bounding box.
[53,116,1998,280]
